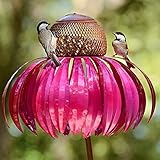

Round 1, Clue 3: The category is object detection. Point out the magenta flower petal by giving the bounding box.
[92,57,122,135]
[105,58,139,131]
[114,60,146,128]
[129,61,156,121]
[48,58,70,134]
[113,58,156,122]
[82,58,102,137]
[19,61,46,133]
[9,60,46,132]
[69,58,89,134]
[1,58,45,128]
[43,66,58,138]
[36,62,54,135]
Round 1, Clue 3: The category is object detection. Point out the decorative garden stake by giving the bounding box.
[2,13,156,160]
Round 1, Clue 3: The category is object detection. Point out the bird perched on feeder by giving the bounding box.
[37,21,61,67]
[112,32,134,69]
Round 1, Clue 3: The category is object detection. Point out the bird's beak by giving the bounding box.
[112,32,117,39]
[112,32,116,36]
[47,23,50,29]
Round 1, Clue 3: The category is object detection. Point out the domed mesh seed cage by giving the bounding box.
[50,13,107,56]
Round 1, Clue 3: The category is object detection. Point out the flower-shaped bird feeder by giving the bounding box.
[2,13,156,160]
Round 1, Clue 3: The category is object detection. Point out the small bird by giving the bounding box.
[37,21,60,67]
[112,32,134,69]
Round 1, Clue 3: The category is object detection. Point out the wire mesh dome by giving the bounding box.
[50,13,107,57]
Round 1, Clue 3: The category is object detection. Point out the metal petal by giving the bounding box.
[114,60,146,128]
[93,57,122,135]
[19,61,46,133]
[48,58,70,134]
[126,60,156,121]
[8,59,46,132]
[35,62,53,135]
[42,62,57,137]
[34,59,65,135]
[105,58,139,132]
[82,57,102,137]
[2,58,46,127]
[68,57,89,134]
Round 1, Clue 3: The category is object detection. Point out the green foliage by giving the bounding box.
[0,0,159,159]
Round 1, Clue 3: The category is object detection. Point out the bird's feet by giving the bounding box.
[50,54,61,67]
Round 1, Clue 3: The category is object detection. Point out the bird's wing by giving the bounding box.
[118,42,128,55]
[121,42,128,55]
[112,40,128,57]
[121,41,128,50]
[38,29,52,54]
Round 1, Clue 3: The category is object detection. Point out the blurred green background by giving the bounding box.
[0,0,160,160]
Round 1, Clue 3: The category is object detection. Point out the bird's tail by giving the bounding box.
[125,57,135,69]
[51,54,61,67]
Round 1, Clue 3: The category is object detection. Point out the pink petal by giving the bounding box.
[82,57,102,137]
[42,62,57,137]
[69,57,89,134]
[35,62,53,135]
[48,58,70,134]
[9,59,46,132]
[93,57,122,135]
[2,58,46,127]
[115,60,146,128]
[105,58,139,132]
[128,61,156,121]
[19,61,46,133]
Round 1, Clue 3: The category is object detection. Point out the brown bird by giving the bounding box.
[37,21,60,67]
[112,32,134,69]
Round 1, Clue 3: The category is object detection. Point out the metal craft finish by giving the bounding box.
[2,13,156,139]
